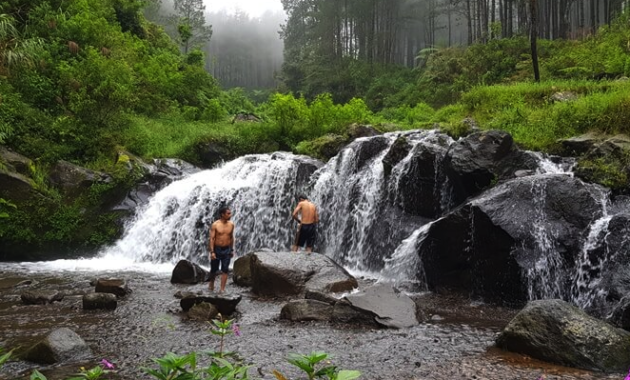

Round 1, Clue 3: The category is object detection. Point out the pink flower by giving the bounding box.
[100,359,115,370]
[624,368,630,380]
[232,323,241,337]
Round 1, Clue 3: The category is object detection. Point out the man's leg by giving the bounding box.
[306,246,313,253]
[208,274,216,291]
[219,273,228,292]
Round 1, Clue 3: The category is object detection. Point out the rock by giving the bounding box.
[342,284,419,328]
[331,300,380,326]
[95,278,131,298]
[419,175,605,305]
[15,279,37,288]
[0,146,32,175]
[249,251,358,297]
[549,91,578,103]
[382,136,412,177]
[82,293,117,310]
[21,290,64,305]
[174,290,198,299]
[188,302,220,321]
[347,124,381,139]
[353,136,390,172]
[171,260,209,284]
[0,171,38,202]
[496,299,630,372]
[443,130,539,206]
[280,299,334,321]
[48,160,112,197]
[232,113,262,123]
[232,256,252,287]
[180,294,241,315]
[558,133,602,156]
[197,141,233,168]
[23,328,92,365]
[305,290,339,305]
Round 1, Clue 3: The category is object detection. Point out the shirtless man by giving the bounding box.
[208,206,236,292]
[291,195,319,253]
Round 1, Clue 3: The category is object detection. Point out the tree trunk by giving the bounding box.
[530,0,540,82]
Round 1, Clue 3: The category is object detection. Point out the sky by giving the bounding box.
[205,0,285,18]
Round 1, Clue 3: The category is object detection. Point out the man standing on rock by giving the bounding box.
[208,206,236,293]
[291,195,319,253]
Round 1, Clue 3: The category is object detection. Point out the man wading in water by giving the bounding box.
[291,195,319,253]
[208,206,236,292]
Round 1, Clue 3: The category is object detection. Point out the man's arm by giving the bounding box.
[292,204,302,223]
[230,222,235,257]
[209,223,216,260]
[314,206,319,224]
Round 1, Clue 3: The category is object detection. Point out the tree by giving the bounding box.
[173,0,212,53]
[530,0,540,81]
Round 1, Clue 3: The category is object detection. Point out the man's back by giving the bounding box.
[299,201,318,224]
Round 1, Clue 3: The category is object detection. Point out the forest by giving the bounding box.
[2,0,630,250]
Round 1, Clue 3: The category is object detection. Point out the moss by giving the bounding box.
[294,134,349,161]
[575,157,628,190]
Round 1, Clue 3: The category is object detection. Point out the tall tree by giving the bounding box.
[173,0,212,53]
[530,0,540,81]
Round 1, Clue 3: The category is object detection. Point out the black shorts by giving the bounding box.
[297,223,317,248]
[210,246,232,276]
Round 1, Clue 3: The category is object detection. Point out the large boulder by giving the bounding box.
[48,160,112,197]
[23,328,92,365]
[443,130,538,206]
[248,251,358,297]
[0,146,32,175]
[418,174,606,305]
[280,299,334,322]
[188,302,220,321]
[171,260,209,284]
[0,171,37,202]
[496,299,630,372]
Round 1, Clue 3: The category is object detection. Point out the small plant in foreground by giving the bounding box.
[273,351,361,380]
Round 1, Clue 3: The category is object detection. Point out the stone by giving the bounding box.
[83,293,117,310]
[280,299,334,321]
[21,290,64,305]
[180,294,241,315]
[23,328,92,365]
[171,260,209,284]
[342,284,419,328]
[95,278,131,298]
[188,302,220,321]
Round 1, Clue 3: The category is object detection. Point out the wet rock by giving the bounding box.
[249,251,358,297]
[305,290,338,305]
[496,299,630,372]
[180,293,241,315]
[347,124,381,139]
[83,293,117,310]
[188,302,219,321]
[419,175,605,305]
[232,256,252,287]
[21,290,64,305]
[171,260,209,284]
[353,136,390,172]
[197,141,233,168]
[342,284,419,328]
[15,279,37,288]
[280,299,334,321]
[331,300,380,326]
[382,136,412,177]
[23,327,92,365]
[95,278,131,298]
[558,133,602,156]
[443,130,538,206]
[48,160,112,197]
[174,290,199,299]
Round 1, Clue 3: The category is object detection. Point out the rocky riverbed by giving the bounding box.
[0,266,622,380]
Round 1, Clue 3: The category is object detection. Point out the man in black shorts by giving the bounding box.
[208,206,236,292]
[291,195,319,253]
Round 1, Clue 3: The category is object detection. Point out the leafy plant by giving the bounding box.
[274,352,360,380]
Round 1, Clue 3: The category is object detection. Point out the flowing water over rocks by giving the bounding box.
[0,266,620,380]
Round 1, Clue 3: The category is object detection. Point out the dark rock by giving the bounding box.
[347,124,381,139]
[382,136,412,177]
[331,300,379,326]
[249,251,358,297]
[21,290,64,305]
[188,302,220,321]
[82,293,117,310]
[197,141,233,168]
[353,136,390,172]
[171,260,209,284]
[232,255,252,287]
[0,146,32,175]
[95,278,131,298]
[280,299,334,321]
[23,328,92,365]
[305,290,339,305]
[48,160,112,197]
[342,284,419,328]
[496,299,630,372]
[558,133,601,156]
[443,130,539,206]
[174,290,198,299]
[0,171,37,202]
[180,294,241,315]
[419,175,605,305]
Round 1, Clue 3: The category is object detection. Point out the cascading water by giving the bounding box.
[101,152,318,264]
